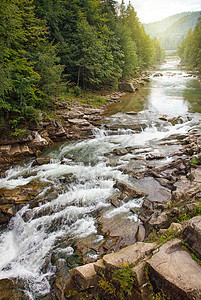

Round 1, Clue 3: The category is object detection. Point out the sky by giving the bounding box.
[120,0,201,23]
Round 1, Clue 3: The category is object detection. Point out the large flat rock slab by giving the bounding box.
[103,242,156,270]
[147,239,201,300]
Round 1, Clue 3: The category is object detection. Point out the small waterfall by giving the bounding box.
[0,58,201,298]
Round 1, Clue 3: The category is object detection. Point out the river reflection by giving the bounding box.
[105,58,201,116]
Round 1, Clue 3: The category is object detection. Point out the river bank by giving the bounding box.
[0,74,150,171]
[0,57,200,299]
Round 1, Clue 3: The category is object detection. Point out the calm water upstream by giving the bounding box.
[0,57,201,298]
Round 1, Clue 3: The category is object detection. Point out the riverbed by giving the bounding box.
[0,57,200,299]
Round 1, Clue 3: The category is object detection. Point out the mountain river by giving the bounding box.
[0,57,201,298]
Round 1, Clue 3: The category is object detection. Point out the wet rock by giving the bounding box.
[147,239,201,300]
[181,216,201,259]
[146,153,166,160]
[33,157,51,166]
[69,262,100,290]
[114,180,145,198]
[0,278,28,300]
[168,116,183,126]
[113,148,128,156]
[103,242,156,270]
[126,111,138,115]
[153,73,163,77]
[0,209,12,224]
[118,82,135,92]
[29,131,49,149]
[107,194,121,207]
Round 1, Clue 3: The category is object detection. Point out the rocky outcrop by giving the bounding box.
[0,105,104,166]
[53,218,201,300]
[147,239,201,300]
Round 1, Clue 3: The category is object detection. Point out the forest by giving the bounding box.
[177,15,201,73]
[0,0,165,125]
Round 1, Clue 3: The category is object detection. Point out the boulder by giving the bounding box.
[114,180,145,198]
[33,157,51,166]
[181,216,201,259]
[29,132,49,149]
[99,217,139,251]
[118,82,135,92]
[148,210,170,230]
[147,239,201,300]
[69,262,100,290]
[103,242,156,270]
[113,148,128,156]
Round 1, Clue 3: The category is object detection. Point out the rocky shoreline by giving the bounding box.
[0,72,201,299]
[0,73,150,170]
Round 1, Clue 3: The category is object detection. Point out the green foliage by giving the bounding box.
[98,264,137,299]
[99,275,116,295]
[73,86,81,97]
[148,228,178,244]
[0,0,63,124]
[113,264,137,295]
[0,0,164,125]
[11,128,27,137]
[144,266,167,299]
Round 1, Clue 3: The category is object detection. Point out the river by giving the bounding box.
[0,57,200,299]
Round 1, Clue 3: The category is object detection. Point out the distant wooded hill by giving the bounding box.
[144,11,201,50]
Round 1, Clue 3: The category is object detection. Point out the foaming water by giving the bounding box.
[0,58,201,298]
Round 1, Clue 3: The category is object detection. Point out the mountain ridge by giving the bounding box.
[144,11,201,50]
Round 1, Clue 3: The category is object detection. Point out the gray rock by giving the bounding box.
[118,82,135,92]
[147,239,201,299]
[148,211,170,230]
[181,216,201,260]
[103,242,156,270]
[114,180,145,198]
[33,157,51,166]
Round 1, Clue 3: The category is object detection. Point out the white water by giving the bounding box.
[0,58,201,298]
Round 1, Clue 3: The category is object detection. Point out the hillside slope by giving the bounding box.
[144,11,201,50]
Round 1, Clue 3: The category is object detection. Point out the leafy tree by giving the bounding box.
[0,0,63,122]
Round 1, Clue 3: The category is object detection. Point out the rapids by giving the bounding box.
[0,57,201,298]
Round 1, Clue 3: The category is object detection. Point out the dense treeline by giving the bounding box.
[178,15,201,72]
[0,0,164,124]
